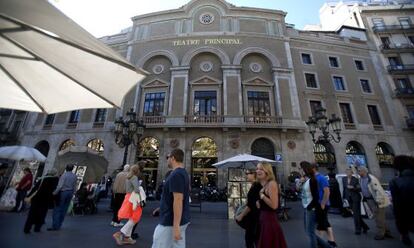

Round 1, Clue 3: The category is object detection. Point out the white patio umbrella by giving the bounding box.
[0,0,147,114]
[0,145,46,162]
[212,154,279,169]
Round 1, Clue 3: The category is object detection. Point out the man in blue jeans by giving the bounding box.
[152,148,190,248]
[48,164,77,231]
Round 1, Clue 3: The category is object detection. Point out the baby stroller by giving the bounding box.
[73,183,97,215]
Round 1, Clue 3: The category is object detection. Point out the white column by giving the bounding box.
[284,41,301,119]
[273,72,282,116]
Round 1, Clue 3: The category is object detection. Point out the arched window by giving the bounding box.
[375,142,394,166]
[136,137,160,192]
[59,139,75,151]
[251,138,274,160]
[191,137,218,187]
[345,141,367,167]
[192,137,218,158]
[313,142,336,168]
[87,139,104,154]
[376,142,395,183]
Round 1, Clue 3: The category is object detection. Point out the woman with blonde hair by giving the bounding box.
[256,162,287,248]
[113,164,143,245]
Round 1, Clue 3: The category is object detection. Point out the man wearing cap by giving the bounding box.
[358,166,392,240]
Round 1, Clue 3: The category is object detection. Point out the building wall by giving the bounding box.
[18,0,414,187]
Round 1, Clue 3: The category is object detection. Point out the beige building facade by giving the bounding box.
[19,0,413,188]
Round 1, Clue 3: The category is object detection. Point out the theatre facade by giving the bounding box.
[21,0,413,188]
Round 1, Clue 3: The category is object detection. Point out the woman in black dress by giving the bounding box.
[24,168,59,233]
[236,169,262,248]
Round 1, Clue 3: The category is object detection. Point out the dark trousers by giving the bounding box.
[24,202,49,232]
[112,193,125,223]
[348,196,368,233]
[14,189,27,212]
[245,223,258,248]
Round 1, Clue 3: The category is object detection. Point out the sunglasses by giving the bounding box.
[166,155,172,160]
[245,172,255,175]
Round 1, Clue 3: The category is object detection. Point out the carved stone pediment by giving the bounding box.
[142,79,169,88]
[190,76,222,86]
[242,76,273,86]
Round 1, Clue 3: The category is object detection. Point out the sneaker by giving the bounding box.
[122,237,136,245]
[112,232,123,245]
[113,222,124,227]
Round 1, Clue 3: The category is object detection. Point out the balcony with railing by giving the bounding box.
[243,116,283,125]
[373,24,414,33]
[184,115,224,125]
[380,43,414,53]
[395,87,414,98]
[140,116,166,125]
[387,64,414,74]
[406,118,414,129]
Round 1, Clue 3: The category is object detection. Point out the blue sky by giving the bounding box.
[230,0,329,27]
[52,0,331,37]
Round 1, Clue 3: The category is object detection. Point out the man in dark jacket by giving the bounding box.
[342,167,369,235]
[390,155,414,246]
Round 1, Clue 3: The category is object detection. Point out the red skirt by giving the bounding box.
[117,193,142,223]
[257,210,287,248]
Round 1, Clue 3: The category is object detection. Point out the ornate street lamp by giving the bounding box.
[305,107,342,144]
[114,108,145,167]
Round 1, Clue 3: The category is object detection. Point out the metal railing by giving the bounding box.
[380,43,414,51]
[395,87,414,97]
[184,115,224,123]
[373,124,384,131]
[406,118,414,129]
[387,64,414,73]
[373,24,414,32]
[243,116,283,124]
[140,116,166,124]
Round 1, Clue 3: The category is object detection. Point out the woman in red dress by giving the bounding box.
[256,162,287,248]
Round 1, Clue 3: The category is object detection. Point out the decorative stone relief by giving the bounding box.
[249,63,262,73]
[170,139,179,148]
[229,139,240,149]
[199,13,214,25]
[200,61,213,72]
[152,64,164,75]
[287,140,296,150]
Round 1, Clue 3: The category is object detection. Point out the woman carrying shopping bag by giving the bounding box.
[113,165,143,245]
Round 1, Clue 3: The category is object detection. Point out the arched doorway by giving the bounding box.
[345,141,367,167]
[251,138,279,179]
[251,138,275,160]
[191,137,218,188]
[59,139,75,151]
[376,142,395,183]
[87,139,104,155]
[34,140,50,178]
[313,141,336,173]
[136,137,159,194]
